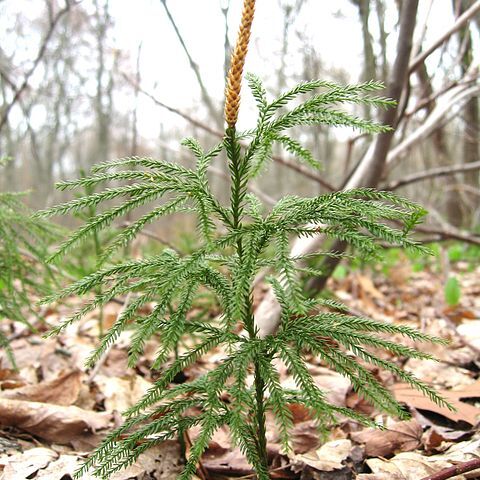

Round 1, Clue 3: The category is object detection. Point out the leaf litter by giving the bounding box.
[0,261,479,479]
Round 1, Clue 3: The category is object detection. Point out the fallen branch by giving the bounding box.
[419,458,480,480]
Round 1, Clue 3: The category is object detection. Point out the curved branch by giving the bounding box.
[388,160,480,190]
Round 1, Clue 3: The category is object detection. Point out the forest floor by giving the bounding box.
[0,254,479,480]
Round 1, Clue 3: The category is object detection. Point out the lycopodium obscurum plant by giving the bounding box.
[37,1,450,478]
[0,159,58,368]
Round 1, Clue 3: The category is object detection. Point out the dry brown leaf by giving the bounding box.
[0,370,82,406]
[422,426,473,453]
[289,420,322,454]
[290,439,363,473]
[457,321,480,350]
[350,419,422,457]
[202,447,253,476]
[392,383,480,426]
[33,454,96,480]
[404,358,475,389]
[94,347,136,378]
[281,366,350,408]
[94,374,152,412]
[356,274,384,300]
[0,442,181,480]
[444,308,477,324]
[364,439,480,480]
[0,397,111,444]
[0,447,58,480]
[109,442,182,480]
[365,453,443,480]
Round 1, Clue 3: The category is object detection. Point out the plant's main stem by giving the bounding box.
[253,361,269,473]
[226,126,269,475]
[224,0,265,474]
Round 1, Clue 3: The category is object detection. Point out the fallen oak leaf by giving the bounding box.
[365,452,452,480]
[392,383,480,427]
[350,419,422,457]
[422,426,473,453]
[290,439,363,475]
[0,369,82,406]
[0,397,112,444]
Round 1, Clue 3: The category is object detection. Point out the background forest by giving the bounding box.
[0,1,480,479]
[1,0,479,233]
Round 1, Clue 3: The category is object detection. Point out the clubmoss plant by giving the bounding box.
[0,164,58,367]
[37,1,450,478]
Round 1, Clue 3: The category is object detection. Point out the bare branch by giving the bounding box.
[409,0,480,74]
[0,1,77,133]
[123,72,223,137]
[159,0,220,122]
[388,160,480,190]
[386,83,480,170]
[413,224,480,247]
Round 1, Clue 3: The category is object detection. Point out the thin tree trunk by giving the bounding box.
[457,1,479,194]
[353,0,377,117]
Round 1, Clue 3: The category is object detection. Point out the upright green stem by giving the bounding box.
[226,126,270,476]
[253,360,269,474]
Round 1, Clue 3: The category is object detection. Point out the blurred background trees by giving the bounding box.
[0,0,478,237]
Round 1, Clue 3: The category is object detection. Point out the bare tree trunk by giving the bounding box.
[254,0,420,337]
[92,0,112,167]
[375,0,389,83]
[352,0,377,117]
[457,1,479,193]
[417,62,463,226]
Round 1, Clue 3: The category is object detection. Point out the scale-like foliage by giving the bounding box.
[38,77,450,479]
[0,185,57,368]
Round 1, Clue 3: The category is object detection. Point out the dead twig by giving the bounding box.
[419,458,480,480]
[159,0,219,123]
